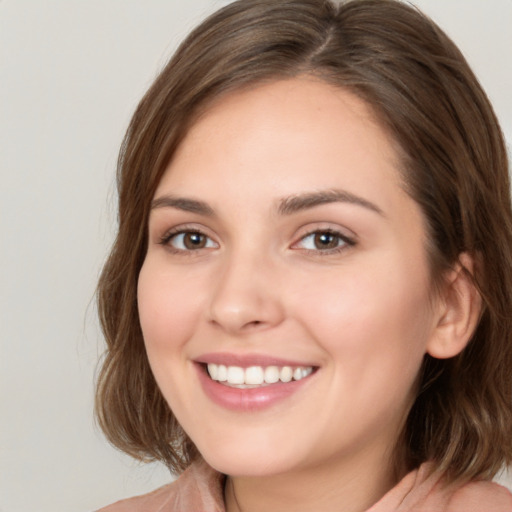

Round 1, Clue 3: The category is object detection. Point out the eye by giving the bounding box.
[161,230,218,251]
[294,229,355,252]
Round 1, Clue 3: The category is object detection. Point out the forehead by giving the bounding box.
[156,77,410,220]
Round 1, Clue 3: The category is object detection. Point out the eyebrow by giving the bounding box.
[150,188,384,218]
[151,195,215,216]
[277,189,384,216]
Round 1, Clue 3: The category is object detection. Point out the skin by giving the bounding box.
[138,77,477,512]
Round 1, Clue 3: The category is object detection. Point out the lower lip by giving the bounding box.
[195,365,314,412]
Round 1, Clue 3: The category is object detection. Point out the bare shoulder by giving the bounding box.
[448,480,512,511]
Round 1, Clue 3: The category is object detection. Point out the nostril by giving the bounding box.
[208,285,285,333]
[246,320,265,329]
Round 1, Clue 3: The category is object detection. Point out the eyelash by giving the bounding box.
[293,228,356,255]
[158,227,356,255]
[159,227,218,253]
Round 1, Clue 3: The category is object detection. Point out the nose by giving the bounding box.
[208,251,285,334]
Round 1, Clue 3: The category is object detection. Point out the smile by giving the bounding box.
[207,363,314,387]
[195,357,318,411]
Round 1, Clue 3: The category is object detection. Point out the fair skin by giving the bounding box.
[138,77,478,512]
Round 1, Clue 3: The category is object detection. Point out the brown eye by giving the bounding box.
[183,232,207,249]
[294,229,355,253]
[313,232,340,250]
[166,231,217,251]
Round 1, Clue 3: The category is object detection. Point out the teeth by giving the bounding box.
[280,366,293,382]
[206,363,314,387]
[217,364,227,382]
[302,367,313,378]
[245,366,264,385]
[264,366,280,384]
[227,366,245,385]
[207,363,218,380]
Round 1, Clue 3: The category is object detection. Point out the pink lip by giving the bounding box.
[194,359,316,412]
[195,352,314,368]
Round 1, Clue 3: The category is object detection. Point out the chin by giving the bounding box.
[195,437,303,478]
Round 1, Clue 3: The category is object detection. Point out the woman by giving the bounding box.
[96,0,512,510]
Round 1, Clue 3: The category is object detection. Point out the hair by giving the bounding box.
[95,0,512,481]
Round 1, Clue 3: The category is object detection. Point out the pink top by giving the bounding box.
[97,458,512,512]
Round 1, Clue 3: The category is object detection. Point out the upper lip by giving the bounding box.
[194,352,317,368]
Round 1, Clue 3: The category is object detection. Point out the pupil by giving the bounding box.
[185,233,205,249]
[314,232,337,249]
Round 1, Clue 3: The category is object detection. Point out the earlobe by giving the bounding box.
[426,253,482,360]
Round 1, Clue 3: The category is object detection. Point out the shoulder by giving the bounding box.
[95,459,225,512]
[370,463,512,512]
[96,482,176,512]
[445,479,512,512]
[406,468,512,512]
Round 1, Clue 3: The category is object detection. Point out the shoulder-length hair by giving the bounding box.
[96,0,512,480]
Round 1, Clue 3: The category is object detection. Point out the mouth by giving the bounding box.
[205,363,315,388]
[195,356,318,411]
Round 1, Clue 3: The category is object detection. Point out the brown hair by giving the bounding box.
[96,0,512,480]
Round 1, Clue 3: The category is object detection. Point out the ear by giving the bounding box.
[426,253,482,359]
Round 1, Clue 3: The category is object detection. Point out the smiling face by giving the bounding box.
[137,77,442,479]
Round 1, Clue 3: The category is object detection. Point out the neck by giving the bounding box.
[224,448,404,512]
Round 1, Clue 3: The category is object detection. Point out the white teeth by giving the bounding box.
[264,366,280,384]
[206,363,314,386]
[227,366,245,385]
[280,366,293,383]
[207,363,218,380]
[301,367,313,379]
[217,364,228,382]
[245,366,264,385]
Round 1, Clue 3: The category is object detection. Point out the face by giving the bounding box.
[138,77,441,478]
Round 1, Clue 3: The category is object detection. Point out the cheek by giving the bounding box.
[293,256,433,380]
[137,260,202,361]
[137,259,212,420]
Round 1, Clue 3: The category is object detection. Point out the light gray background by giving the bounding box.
[1,1,511,511]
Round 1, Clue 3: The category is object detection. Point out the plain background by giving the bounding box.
[1,1,511,511]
